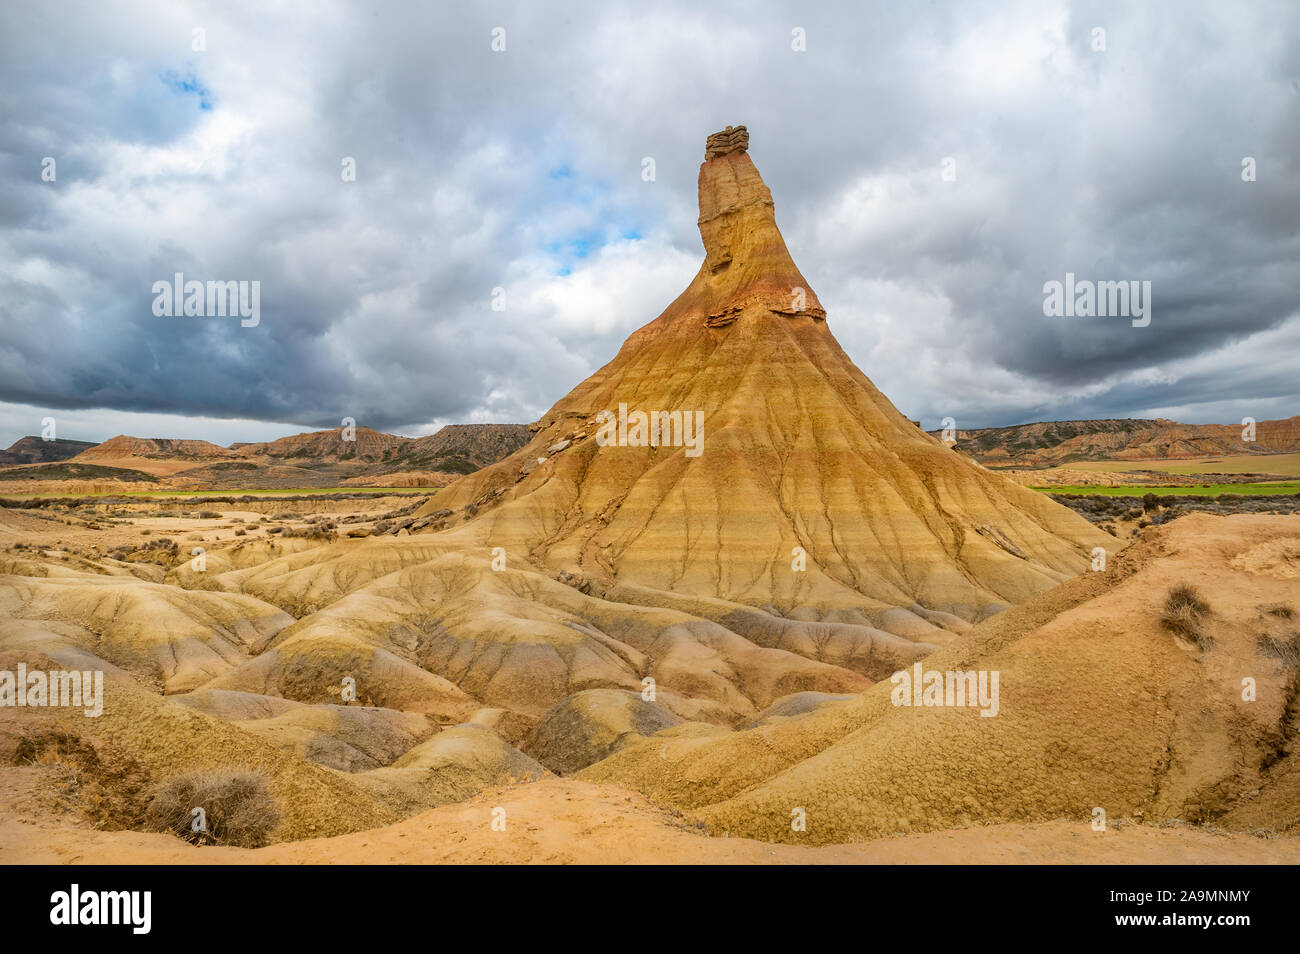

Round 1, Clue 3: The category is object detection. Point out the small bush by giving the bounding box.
[1162,584,1213,651]
[144,770,280,848]
[281,527,336,542]
[198,510,220,519]
[1258,633,1300,669]
[1142,492,1161,513]
[1263,603,1294,620]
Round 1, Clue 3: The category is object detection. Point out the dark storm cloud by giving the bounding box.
[0,0,1296,446]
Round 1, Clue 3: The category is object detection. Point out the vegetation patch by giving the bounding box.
[1161,584,1213,652]
[144,770,281,847]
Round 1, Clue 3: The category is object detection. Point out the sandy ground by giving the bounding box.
[3,775,1296,865]
[0,495,415,552]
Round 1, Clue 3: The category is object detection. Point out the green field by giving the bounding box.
[1035,482,1300,497]
[0,486,441,501]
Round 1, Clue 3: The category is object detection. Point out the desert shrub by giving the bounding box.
[1162,584,1213,651]
[281,527,336,542]
[1258,633,1300,669]
[198,510,220,519]
[1263,603,1294,620]
[1142,492,1161,512]
[234,528,246,536]
[144,770,280,847]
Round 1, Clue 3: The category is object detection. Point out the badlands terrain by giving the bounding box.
[2,127,1297,864]
[0,423,531,495]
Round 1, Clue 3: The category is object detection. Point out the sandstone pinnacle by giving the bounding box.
[417,127,1112,631]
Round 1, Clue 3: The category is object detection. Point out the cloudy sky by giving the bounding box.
[1,0,1297,447]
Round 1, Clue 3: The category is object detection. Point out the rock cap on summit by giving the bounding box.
[705,125,749,159]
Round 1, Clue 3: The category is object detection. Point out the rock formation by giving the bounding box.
[417,126,1111,625]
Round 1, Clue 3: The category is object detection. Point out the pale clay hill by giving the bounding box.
[1,126,1297,861]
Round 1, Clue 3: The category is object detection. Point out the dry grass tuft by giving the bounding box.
[1162,584,1213,652]
[1257,632,1300,669]
[144,770,281,847]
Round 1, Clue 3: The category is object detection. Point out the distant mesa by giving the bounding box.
[0,436,96,467]
[0,424,530,490]
[931,415,1300,468]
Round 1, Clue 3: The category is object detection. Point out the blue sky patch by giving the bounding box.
[160,69,213,110]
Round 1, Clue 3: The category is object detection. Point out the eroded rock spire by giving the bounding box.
[696,125,825,323]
